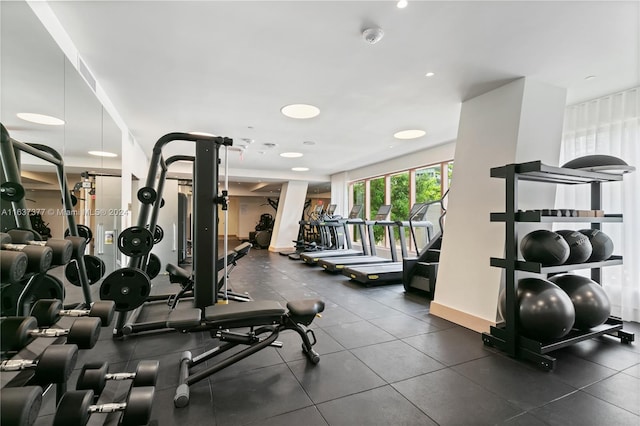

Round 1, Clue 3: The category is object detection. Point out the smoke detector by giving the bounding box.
[362,27,384,44]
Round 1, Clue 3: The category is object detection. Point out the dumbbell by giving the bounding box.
[0,233,52,273]
[53,387,155,426]
[30,298,115,327]
[0,248,28,283]
[0,316,101,352]
[6,230,74,265]
[77,360,159,398]
[0,344,78,385]
[0,386,43,426]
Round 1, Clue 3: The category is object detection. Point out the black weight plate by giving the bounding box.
[53,390,93,426]
[30,299,62,327]
[45,239,73,265]
[1,181,25,202]
[153,225,164,244]
[100,268,151,312]
[118,227,154,257]
[67,317,101,349]
[65,236,87,261]
[121,386,155,426]
[0,250,28,283]
[89,300,115,326]
[65,256,104,286]
[0,316,37,352]
[26,275,65,308]
[0,386,43,426]
[33,344,78,385]
[137,187,157,205]
[65,225,93,244]
[133,360,159,387]
[146,253,161,280]
[77,361,109,396]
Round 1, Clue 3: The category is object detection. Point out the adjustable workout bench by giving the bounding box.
[165,242,253,308]
[168,298,325,408]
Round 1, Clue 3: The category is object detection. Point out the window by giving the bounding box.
[369,176,386,244]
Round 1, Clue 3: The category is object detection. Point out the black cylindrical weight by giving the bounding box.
[7,229,36,243]
[0,232,13,244]
[0,250,28,283]
[30,299,63,327]
[53,390,93,426]
[133,360,160,387]
[44,239,74,265]
[146,253,161,280]
[89,300,115,326]
[0,316,37,352]
[32,344,78,385]
[0,386,43,426]
[65,236,87,261]
[77,361,109,396]
[66,317,101,349]
[121,386,155,426]
[1,244,53,273]
[65,225,93,244]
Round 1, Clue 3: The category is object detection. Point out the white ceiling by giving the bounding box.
[3,1,639,190]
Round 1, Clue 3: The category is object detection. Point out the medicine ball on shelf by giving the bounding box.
[578,229,614,262]
[516,278,575,341]
[520,230,570,266]
[556,230,593,264]
[549,274,611,330]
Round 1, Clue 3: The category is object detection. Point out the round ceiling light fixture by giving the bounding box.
[281,104,320,119]
[362,27,384,44]
[394,129,426,140]
[88,150,118,158]
[280,152,304,158]
[17,112,65,126]
[292,167,309,172]
[425,72,435,77]
[397,0,408,9]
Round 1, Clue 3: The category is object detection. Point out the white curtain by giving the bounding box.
[556,87,639,322]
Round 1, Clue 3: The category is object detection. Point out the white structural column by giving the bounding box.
[331,172,349,216]
[269,181,309,252]
[432,78,567,332]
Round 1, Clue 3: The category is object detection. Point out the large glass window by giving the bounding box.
[352,181,365,241]
[369,176,385,244]
[390,171,409,248]
[415,165,441,203]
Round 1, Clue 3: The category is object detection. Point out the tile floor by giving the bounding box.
[29,244,640,425]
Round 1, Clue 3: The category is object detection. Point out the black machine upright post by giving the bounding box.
[0,124,31,229]
[193,139,218,308]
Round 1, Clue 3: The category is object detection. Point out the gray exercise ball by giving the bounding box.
[548,274,611,330]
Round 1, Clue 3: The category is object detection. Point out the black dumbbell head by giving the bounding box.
[0,386,43,426]
[133,360,160,388]
[121,386,155,426]
[67,317,101,349]
[30,299,63,327]
[77,361,109,396]
[33,344,78,385]
[0,316,38,352]
[53,390,94,426]
[89,300,116,327]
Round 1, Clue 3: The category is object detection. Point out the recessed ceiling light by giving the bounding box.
[241,138,254,144]
[302,141,316,146]
[425,72,435,77]
[585,75,597,80]
[88,150,118,158]
[281,104,320,119]
[397,0,408,9]
[292,167,309,172]
[17,112,65,126]
[394,129,426,140]
[189,131,216,137]
[263,143,278,148]
[280,152,304,158]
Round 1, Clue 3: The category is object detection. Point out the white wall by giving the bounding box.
[270,181,308,251]
[236,196,279,240]
[433,78,566,332]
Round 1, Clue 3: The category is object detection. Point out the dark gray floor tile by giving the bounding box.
[129,330,203,360]
[393,369,522,425]
[500,412,550,425]
[208,346,284,383]
[403,326,492,365]
[622,363,640,378]
[351,339,445,383]
[313,303,363,327]
[561,336,639,371]
[530,391,640,425]
[210,363,312,425]
[547,350,618,388]
[246,406,328,426]
[148,384,215,426]
[288,350,386,403]
[74,337,138,371]
[317,385,437,426]
[583,372,640,415]
[369,313,444,338]
[322,320,396,349]
[339,298,404,320]
[408,309,460,329]
[277,328,344,362]
[453,355,576,410]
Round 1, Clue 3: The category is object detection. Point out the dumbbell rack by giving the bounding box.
[482,160,634,371]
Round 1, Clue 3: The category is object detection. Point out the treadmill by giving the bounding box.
[342,201,436,286]
[318,205,399,272]
[299,204,368,265]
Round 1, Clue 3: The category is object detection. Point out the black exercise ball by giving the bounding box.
[549,274,611,330]
[517,278,575,340]
[556,230,593,264]
[520,230,570,266]
[579,229,614,262]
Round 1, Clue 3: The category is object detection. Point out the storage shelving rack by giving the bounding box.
[482,160,634,371]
